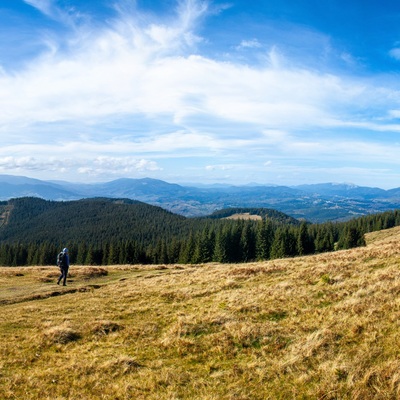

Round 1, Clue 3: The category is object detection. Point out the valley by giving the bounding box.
[2,175,400,222]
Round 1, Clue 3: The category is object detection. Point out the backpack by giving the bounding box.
[57,251,66,268]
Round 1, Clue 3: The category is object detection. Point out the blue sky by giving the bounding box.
[1,0,400,188]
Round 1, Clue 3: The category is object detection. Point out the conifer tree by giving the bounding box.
[159,240,169,264]
[168,238,181,264]
[337,226,366,249]
[192,226,214,263]
[102,243,110,265]
[107,243,120,265]
[27,243,39,266]
[270,227,296,259]
[297,222,314,255]
[76,242,87,265]
[124,241,135,264]
[85,245,95,265]
[314,225,335,253]
[213,226,230,263]
[256,219,274,261]
[229,222,243,262]
[179,232,196,264]
[0,244,12,266]
[15,244,28,266]
[240,222,256,262]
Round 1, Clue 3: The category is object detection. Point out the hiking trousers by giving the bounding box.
[58,267,69,286]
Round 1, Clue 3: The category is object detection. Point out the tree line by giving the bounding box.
[2,208,400,267]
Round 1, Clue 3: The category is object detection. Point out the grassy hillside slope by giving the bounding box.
[1,227,400,399]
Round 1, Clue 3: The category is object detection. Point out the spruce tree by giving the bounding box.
[240,222,256,262]
[213,226,229,263]
[76,242,87,265]
[85,245,95,265]
[179,232,196,264]
[256,220,274,260]
[192,226,214,263]
[297,222,314,255]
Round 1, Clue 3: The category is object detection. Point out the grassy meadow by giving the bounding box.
[1,227,400,399]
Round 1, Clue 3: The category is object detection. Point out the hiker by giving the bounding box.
[57,247,70,286]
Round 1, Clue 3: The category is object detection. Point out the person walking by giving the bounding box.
[57,247,70,286]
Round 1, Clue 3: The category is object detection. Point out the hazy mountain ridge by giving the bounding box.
[294,183,389,199]
[1,175,400,222]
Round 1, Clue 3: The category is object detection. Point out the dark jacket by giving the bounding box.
[57,251,70,269]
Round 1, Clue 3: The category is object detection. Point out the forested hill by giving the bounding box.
[0,197,189,245]
[0,198,300,246]
[207,208,300,225]
[0,197,399,267]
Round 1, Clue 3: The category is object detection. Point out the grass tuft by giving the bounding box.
[43,325,81,345]
[101,356,143,375]
[90,320,124,336]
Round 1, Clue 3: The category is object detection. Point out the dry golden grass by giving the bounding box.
[1,227,400,399]
[225,213,262,221]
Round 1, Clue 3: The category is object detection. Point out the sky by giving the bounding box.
[1,0,400,188]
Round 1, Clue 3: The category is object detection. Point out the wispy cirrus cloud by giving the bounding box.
[236,38,262,50]
[23,0,55,18]
[1,0,400,186]
[389,47,400,60]
[0,38,388,133]
[23,0,82,27]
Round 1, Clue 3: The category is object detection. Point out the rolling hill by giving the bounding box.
[0,197,298,246]
[0,197,187,245]
[1,226,400,399]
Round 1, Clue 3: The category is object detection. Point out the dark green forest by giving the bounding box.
[0,197,399,267]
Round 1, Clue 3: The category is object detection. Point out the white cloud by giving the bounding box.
[78,157,162,177]
[388,110,400,119]
[0,155,162,180]
[94,156,161,172]
[24,0,53,17]
[340,52,358,67]
[237,39,262,50]
[389,47,400,60]
[205,164,234,171]
[2,0,400,186]
[0,156,67,172]
[23,0,80,27]
[2,0,397,135]
[261,129,289,144]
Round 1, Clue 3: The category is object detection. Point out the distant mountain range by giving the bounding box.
[1,174,400,222]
